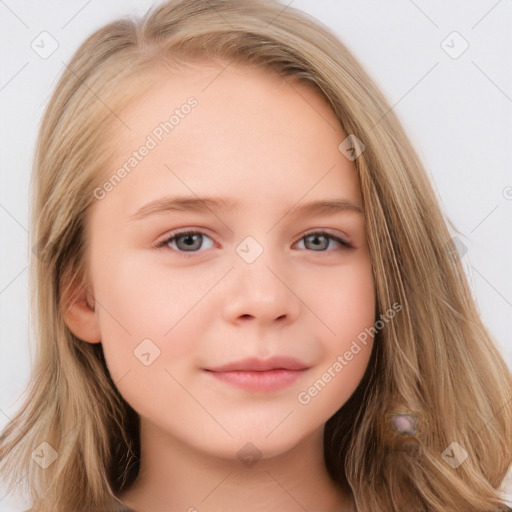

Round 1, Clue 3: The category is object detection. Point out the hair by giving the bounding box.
[1,1,511,511]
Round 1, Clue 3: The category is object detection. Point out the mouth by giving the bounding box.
[203,356,310,392]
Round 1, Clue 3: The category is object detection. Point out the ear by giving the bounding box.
[61,273,101,344]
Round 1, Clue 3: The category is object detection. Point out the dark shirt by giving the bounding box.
[25,505,512,511]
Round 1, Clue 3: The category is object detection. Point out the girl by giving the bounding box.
[1,1,511,511]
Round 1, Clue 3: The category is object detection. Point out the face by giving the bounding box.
[85,60,376,460]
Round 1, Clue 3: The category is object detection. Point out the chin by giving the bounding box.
[193,424,317,463]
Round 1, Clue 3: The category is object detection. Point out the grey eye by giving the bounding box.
[163,231,214,252]
[297,231,349,251]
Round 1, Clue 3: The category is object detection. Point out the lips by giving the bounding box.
[203,356,310,392]
[205,355,310,372]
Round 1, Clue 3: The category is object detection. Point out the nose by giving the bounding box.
[219,244,301,329]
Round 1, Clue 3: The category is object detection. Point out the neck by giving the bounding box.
[117,418,354,512]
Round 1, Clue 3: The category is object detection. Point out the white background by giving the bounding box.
[1,1,511,510]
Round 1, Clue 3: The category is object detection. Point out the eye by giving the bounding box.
[296,230,352,252]
[154,228,352,257]
[154,230,214,257]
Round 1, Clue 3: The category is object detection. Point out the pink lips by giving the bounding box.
[204,356,309,392]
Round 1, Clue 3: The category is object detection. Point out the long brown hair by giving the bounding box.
[1,1,511,511]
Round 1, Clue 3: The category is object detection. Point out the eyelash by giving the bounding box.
[154,229,353,257]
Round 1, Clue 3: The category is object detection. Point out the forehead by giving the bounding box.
[112,57,341,147]
[99,59,361,215]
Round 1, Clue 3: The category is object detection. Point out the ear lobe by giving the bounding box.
[61,279,101,344]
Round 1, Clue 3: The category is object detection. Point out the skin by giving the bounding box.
[64,58,376,512]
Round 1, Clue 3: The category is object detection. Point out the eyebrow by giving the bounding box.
[129,195,364,220]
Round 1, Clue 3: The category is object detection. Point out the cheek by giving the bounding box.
[93,251,199,333]
[298,256,375,407]
[91,252,211,377]
[312,255,376,343]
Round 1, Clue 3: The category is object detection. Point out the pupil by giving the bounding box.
[177,234,201,251]
[308,234,325,250]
